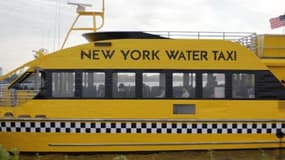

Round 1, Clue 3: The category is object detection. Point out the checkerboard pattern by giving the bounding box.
[1,121,285,134]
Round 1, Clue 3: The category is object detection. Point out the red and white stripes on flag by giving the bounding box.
[270,15,285,29]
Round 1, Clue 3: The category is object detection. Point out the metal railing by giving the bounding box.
[145,31,257,53]
[0,89,39,106]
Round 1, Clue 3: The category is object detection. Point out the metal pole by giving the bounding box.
[282,11,285,34]
[61,14,80,49]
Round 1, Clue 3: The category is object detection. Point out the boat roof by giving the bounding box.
[83,31,168,42]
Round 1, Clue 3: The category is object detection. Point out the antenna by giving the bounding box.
[67,2,92,12]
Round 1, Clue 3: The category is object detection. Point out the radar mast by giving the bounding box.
[61,0,105,49]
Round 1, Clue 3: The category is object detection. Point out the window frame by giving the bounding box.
[38,69,262,100]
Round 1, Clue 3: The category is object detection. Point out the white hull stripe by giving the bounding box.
[1,121,285,134]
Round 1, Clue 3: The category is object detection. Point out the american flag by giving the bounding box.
[270,15,285,29]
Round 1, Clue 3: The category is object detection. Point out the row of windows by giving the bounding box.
[48,71,255,99]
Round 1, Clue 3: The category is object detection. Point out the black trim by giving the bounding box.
[261,57,285,59]
[9,72,32,89]
[136,71,143,98]
[32,69,285,100]
[196,72,202,98]
[166,72,173,98]
[83,32,168,42]
[255,71,285,99]
[225,73,232,98]
[45,71,52,98]
[75,72,82,98]
[105,70,113,98]
[94,42,112,47]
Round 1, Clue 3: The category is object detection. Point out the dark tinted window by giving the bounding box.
[143,73,166,98]
[112,72,136,98]
[232,73,255,98]
[82,72,105,98]
[173,73,196,98]
[202,73,225,98]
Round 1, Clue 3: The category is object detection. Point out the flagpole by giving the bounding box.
[283,11,285,34]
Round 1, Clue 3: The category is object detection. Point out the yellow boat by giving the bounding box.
[1,1,285,152]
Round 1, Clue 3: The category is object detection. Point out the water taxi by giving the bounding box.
[1,1,285,152]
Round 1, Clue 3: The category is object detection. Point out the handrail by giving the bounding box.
[142,31,255,38]
[144,31,257,53]
[0,64,30,83]
[0,89,39,106]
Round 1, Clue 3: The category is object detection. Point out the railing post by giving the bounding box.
[10,89,17,107]
[198,32,200,40]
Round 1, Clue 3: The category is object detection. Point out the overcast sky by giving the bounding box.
[0,0,285,73]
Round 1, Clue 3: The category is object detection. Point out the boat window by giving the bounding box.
[143,73,166,98]
[232,73,255,99]
[172,73,196,98]
[112,72,136,98]
[82,72,105,98]
[52,72,75,97]
[173,104,196,114]
[1,66,29,84]
[12,72,42,90]
[202,73,225,98]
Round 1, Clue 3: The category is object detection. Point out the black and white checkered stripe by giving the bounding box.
[1,121,285,134]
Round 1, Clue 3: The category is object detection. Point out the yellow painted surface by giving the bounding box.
[0,100,284,152]
[257,35,285,57]
[0,133,281,152]
[258,35,285,81]
[0,99,282,119]
[0,99,284,152]
[3,39,267,72]
[262,59,285,81]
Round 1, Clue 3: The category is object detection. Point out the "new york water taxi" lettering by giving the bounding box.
[80,49,237,61]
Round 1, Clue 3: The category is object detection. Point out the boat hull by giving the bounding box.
[1,119,284,152]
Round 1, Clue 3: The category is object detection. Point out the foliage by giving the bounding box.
[113,155,128,160]
[0,145,19,160]
[208,150,215,160]
[259,149,270,160]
